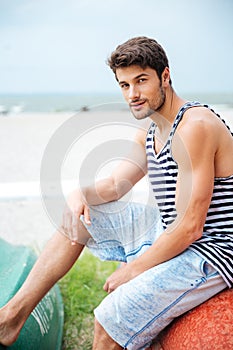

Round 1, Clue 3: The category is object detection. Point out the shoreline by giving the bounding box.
[1,103,233,116]
[0,92,233,114]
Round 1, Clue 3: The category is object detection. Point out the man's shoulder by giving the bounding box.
[179,106,218,134]
[184,105,215,121]
[174,106,220,153]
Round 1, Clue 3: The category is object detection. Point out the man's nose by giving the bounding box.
[128,85,139,101]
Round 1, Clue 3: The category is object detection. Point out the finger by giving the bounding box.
[71,214,79,243]
[61,211,67,236]
[84,205,91,225]
[67,213,73,240]
[103,280,108,292]
[62,207,72,240]
[61,207,70,236]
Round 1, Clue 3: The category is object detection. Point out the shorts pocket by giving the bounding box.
[200,260,218,278]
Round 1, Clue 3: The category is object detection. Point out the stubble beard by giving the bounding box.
[130,86,166,121]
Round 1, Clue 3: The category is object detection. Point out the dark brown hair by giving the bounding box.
[108,36,171,84]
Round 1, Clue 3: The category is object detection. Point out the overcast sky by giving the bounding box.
[0,0,232,94]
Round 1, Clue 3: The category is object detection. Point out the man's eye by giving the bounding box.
[138,78,146,83]
[120,84,129,89]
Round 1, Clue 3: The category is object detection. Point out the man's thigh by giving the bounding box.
[94,249,227,350]
[82,201,163,262]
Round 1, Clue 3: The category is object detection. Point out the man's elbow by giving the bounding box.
[113,177,133,200]
[173,215,204,244]
[191,228,203,242]
[105,177,120,201]
[185,220,203,243]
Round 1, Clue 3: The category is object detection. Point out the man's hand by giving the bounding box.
[103,262,140,293]
[62,189,91,244]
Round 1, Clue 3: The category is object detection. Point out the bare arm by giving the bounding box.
[104,113,218,291]
[84,126,148,203]
[62,125,148,241]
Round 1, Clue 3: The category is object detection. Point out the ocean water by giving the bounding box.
[0,93,126,113]
[0,92,233,113]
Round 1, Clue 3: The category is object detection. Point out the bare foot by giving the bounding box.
[0,305,25,346]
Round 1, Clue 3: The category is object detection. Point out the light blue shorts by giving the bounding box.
[82,201,227,350]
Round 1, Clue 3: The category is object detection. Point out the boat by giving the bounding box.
[0,238,64,350]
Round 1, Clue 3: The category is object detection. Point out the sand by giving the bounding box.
[0,112,70,250]
[0,107,232,250]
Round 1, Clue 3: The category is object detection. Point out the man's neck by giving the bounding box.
[150,89,187,133]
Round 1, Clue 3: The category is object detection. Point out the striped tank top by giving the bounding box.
[146,101,233,288]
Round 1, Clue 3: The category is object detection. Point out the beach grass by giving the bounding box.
[59,248,118,350]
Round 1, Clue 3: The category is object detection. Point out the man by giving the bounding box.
[0,36,232,350]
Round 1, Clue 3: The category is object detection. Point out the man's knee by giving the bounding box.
[93,318,123,349]
[94,318,102,336]
[94,318,109,340]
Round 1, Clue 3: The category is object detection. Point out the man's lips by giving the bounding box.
[130,100,146,108]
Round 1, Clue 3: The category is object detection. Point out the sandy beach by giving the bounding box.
[0,106,232,250]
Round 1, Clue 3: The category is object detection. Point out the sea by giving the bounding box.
[0,92,233,114]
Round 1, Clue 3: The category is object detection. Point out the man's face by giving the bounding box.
[116,65,166,120]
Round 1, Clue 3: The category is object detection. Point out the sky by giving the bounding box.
[0,0,233,95]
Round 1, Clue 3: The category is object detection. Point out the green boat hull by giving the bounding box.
[0,238,63,350]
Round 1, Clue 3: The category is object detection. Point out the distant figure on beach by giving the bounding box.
[80,105,89,112]
[0,36,233,349]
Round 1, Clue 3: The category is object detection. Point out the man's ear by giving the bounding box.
[162,67,170,85]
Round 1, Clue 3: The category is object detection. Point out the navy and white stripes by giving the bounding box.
[146,101,233,288]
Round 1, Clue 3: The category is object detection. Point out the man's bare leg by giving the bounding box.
[0,230,85,346]
[92,318,123,350]
[93,319,161,350]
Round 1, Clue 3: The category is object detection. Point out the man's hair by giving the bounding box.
[107,36,171,84]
